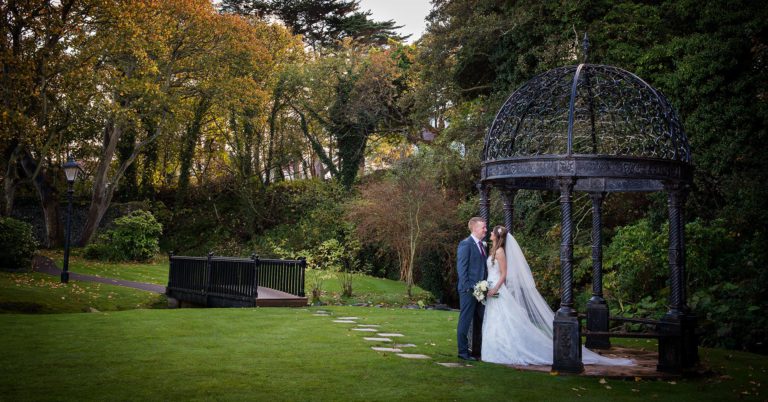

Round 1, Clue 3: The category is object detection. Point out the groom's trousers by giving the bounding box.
[457,291,483,357]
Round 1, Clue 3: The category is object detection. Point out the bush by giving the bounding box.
[84,210,162,261]
[0,217,38,271]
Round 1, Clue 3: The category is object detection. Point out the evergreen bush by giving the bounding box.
[0,217,38,271]
[84,210,162,261]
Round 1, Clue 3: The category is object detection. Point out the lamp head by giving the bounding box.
[63,155,80,183]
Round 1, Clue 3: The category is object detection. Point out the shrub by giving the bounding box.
[84,210,162,261]
[0,217,38,271]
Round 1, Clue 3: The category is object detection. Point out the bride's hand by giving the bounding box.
[488,288,498,297]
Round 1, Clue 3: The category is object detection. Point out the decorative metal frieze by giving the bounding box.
[483,64,690,163]
[482,156,690,187]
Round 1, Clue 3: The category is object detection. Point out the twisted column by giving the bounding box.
[501,188,518,234]
[666,183,684,317]
[558,178,576,316]
[585,192,610,349]
[552,177,583,373]
[590,192,606,298]
[478,182,491,240]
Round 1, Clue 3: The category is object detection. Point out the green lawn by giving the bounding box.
[42,250,170,285]
[0,271,166,314]
[41,250,432,306]
[0,306,766,401]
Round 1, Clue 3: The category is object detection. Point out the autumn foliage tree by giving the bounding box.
[348,161,457,297]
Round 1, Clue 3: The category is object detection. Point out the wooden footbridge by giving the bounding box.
[166,253,307,308]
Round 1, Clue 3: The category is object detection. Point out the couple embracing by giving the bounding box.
[456,217,632,366]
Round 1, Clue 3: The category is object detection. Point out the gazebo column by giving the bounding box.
[552,178,584,373]
[501,188,518,233]
[658,182,698,372]
[479,182,491,237]
[471,182,491,359]
[585,192,610,349]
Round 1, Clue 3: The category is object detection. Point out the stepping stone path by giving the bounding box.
[396,353,431,359]
[437,362,472,368]
[364,337,392,342]
[312,310,469,367]
[371,347,403,353]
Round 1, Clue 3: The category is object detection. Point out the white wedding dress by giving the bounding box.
[481,233,633,366]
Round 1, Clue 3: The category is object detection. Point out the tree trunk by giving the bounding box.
[177,97,210,204]
[2,143,22,216]
[116,127,138,201]
[19,150,62,247]
[78,122,123,246]
[140,133,158,199]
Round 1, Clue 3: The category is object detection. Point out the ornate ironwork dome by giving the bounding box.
[481,63,692,192]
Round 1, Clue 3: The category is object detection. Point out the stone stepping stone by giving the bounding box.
[363,337,392,342]
[394,344,417,348]
[337,317,359,320]
[377,333,404,337]
[397,353,431,359]
[351,328,377,332]
[371,347,403,353]
[315,310,329,314]
[357,324,380,327]
[313,313,330,317]
[333,320,356,323]
[437,362,472,368]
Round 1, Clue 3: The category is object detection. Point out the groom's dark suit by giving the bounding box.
[456,235,487,359]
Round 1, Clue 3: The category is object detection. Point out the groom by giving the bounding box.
[456,216,487,360]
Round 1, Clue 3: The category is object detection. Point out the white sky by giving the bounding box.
[357,0,432,43]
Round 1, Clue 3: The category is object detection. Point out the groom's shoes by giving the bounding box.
[458,354,477,361]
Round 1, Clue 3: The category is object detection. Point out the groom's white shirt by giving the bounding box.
[470,234,484,255]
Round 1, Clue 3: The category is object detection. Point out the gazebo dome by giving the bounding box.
[480,63,692,192]
[483,64,690,162]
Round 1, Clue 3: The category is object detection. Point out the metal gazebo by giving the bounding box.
[478,39,698,373]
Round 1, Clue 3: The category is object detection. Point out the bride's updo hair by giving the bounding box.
[491,225,507,262]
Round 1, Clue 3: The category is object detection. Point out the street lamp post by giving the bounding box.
[61,155,80,284]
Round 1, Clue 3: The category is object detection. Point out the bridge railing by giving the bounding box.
[166,253,306,307]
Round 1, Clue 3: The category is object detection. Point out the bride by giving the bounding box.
[481,225,633,366]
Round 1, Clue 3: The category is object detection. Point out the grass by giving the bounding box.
[39,250,433,306]
[0,271,167,314]
[308,270,432,306]
[40,249,169,285]
[0,306,766,401]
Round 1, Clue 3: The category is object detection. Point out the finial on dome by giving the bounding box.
[582,32,590,63]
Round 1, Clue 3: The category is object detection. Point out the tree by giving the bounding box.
[348,159,457,297]
[1,0,96,246]
[220,0,406,50]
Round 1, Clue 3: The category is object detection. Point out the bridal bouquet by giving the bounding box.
[472,280,497,305]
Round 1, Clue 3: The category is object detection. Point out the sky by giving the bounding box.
[357,0,433,43]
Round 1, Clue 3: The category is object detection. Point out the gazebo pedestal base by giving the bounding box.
[552,315,585,373]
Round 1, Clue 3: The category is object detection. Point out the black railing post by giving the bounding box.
[298,257,306,297]
[252,254,260,300]
[205,252,213,306]
[167,252,175,291]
